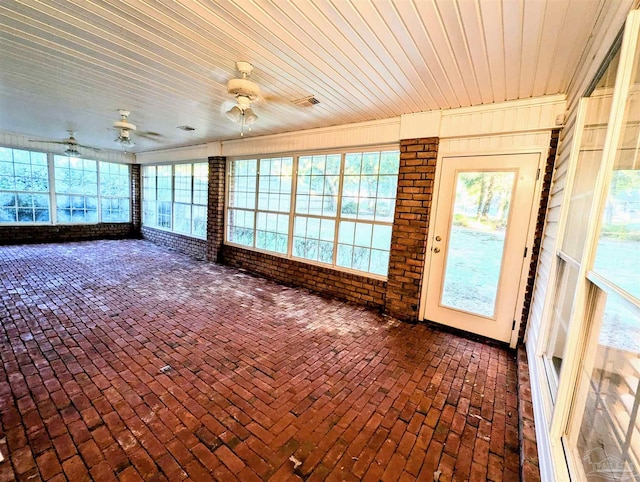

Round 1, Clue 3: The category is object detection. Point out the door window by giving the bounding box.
[441,171,515,318]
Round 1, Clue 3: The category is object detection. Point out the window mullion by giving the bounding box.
[332,153,346,267]
[288,155,299,258]
[96,161,102,223]
[254,159,260,249]
[48,152,56,225]
[191,163,195,235]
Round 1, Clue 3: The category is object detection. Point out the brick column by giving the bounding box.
[518,128,561,341]
[384,137,439,321]
[130,164,142,236]
[206,156,226,262]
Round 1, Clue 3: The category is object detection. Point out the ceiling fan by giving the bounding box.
[111,109,162,149]
[225,61,261,136]
[29,130,100,157]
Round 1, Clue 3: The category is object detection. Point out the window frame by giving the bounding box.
[53,155,100,224]
[98,161,132,224]
[0,146,132,226]
[224,146,399,279]
[141,161,208,239]
[532,11,640,481]
[0,146,52,224]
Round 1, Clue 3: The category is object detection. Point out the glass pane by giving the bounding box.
[229,160,257,210]
[543,258,580,400]
[592,50,640,298]
[173,203,192,234]
[441,171,516,318]
[296,155,339,217]
[293,215,334,263]
[562,49,621,263]
[227,208,254,247]
[157,201,172,228]
[174,164,192,204]
[143,200,157,226]
[576,289,640,480]
[102,197,130,223]
[100,162,129,197]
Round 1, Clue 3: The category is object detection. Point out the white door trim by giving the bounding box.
[419,147,548,348]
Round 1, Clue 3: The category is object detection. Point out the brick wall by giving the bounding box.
[206,156,225,262]
[384,137,439,321]
[221,245,386,309]
[141,227,207,260]
[130,164,142,235]
[0,223,135,245]
[518,129,560,341]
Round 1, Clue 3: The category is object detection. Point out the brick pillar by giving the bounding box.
[518,129,561,341]
[206,156,226,262]
[130,164,142,237]
[384,137,439,321]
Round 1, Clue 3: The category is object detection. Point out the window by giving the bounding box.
[227,157,292,253]
[226,149,400,276]
[543,47,620,401]
[54,156,98,222]
[0,147,50,223]
[142,162,208,238]
[0,148,131,225]
[142,166,158,227]
[99,161,130,222]
[227,159,258,247]
[568,28,640,478]
[534,12,640,481]
[336,151,397,275]
[294,154,339,263]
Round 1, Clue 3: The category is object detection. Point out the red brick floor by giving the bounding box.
[0,240,520,481]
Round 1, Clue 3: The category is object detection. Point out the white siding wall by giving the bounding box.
[527,1,633,346]
[525,3,635,481]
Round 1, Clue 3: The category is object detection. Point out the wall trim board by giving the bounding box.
[135,142,221,164]
[127,95,567,163]
[220,117,401,157]
[401,95,567,140]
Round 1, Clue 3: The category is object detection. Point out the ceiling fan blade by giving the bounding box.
[136,131,163,141]
[29,139,69,145]
[75,144,101,151]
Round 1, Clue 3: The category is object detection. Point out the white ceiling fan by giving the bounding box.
[224,61,261,136]
[29,130,100,157]
[111,109,162,149]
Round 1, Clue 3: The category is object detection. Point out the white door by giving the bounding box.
[421,153,540,344]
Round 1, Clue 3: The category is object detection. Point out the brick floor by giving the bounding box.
[0,240,520,481]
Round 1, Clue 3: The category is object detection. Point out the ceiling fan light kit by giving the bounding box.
[63,146,81,157]
[114,129,135,147]
[226,61,261,136]
[225,105,242,123]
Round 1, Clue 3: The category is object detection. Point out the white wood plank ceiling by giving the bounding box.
[0,0,619,153]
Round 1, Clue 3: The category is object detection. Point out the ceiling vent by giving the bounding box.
[292,95,320,107]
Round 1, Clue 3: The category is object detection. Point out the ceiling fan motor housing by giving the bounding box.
[113,119,137,131]
[227,78,261,100]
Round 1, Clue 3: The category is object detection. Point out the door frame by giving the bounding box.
[419,146,548,348]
